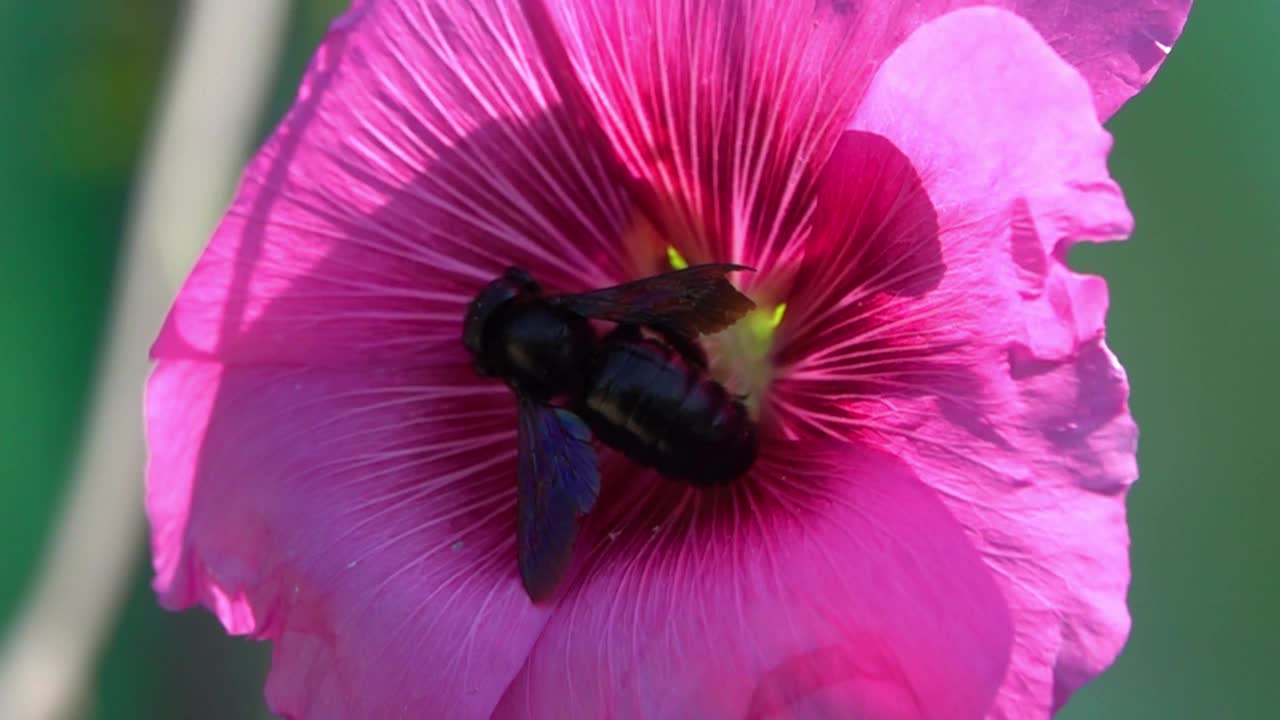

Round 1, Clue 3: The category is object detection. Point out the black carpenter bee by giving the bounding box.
[462,264,758,601]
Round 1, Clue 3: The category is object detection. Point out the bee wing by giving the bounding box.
[549,263,755,338]
[516,393,601,602]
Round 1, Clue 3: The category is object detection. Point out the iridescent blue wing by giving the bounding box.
[516,394,601,602]
[549,264,755,338]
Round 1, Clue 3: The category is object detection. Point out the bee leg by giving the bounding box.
[653,327,709,371]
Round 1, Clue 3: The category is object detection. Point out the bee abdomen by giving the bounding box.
[579,337,757,486]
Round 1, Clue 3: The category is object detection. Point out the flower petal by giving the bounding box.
[145,359,549,718]
[154,0,637,366]
[523,0,1188,279]
[1011,0,1192,119]
[494,441,1013,720]
[848,6,1134,417]
[887,0,1192,121]
[777,9,1136,716]
[769,129,948,439]
[525,0,924,273]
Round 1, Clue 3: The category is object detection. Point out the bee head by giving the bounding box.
[462,267,541,373]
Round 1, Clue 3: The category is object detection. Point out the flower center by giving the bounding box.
[709,302,786,419]
[666,246,783,420]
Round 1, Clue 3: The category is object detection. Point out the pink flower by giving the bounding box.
[146,1,1189,718]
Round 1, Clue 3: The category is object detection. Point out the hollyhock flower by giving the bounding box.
[145,1,1189,718]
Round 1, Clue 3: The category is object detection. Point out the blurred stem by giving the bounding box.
[0,2,292,718]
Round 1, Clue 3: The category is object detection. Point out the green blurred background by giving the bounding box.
[0,1,1274,718]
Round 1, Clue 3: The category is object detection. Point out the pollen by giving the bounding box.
[707,301,786,420]
[746,303,786,346]
[666,245,690,270]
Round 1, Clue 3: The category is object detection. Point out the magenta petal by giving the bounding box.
[1013,0,1192,119]
[770,129,947,436]
[849,6,1133,383]
[146,360,550,718]
[154,0,638,366]
[526,0,929,271]
[494,442,1013,720]
[523,0,1188,285]
[816,9,1136,715]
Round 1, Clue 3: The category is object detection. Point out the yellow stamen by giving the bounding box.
[666,245,689,270]
[745,302,787,348]
[770,302,787,329]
